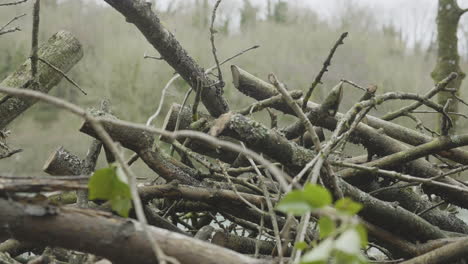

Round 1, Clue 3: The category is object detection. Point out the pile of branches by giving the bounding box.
[1,0,468,263]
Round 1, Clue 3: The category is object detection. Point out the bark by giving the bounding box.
[231,65,468,208]
[231,65,468,165]
[0,31,83,129]
[80,118,203,186]
[431,0,466,132]
[0,199,269,264]
[401,237,468,264]
[338,180,447,242]
[212,231,288,256]
[103,0,229,117]
[43,147,83,175]
[370,182,468,234]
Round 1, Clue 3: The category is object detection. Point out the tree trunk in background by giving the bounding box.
[431,0,466,134]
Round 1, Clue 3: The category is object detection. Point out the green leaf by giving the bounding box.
[88,166,115,200]
[111,196,132,218]
[355,224,368,247]
[334,229,361,255]
[294,241,309,250]
[301,238,334,264]
[335,198,363,215]
[318,216,336,239]
[276,190,312,215]
[303,184,332,208]
[334,251,367,264]
[88,164,133,217]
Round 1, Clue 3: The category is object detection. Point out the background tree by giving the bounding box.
[431,0,468,134]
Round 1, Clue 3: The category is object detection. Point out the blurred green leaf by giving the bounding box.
[335,251,367,264]
[88,164,132,217]
[276,190,311,215]
[318,216,336,239]
[111,196,132,218]
[334,229,361,255]
[301,238,333,264]
[295,241,309,250]
[355,224,368,247]
[88,166,115,200]
[335,198,363,215]
[303,184,332,208]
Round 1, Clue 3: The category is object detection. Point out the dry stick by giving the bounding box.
[371,165,468,195]
[0,0,27,6]
[192,78,203,121]
[30,0,40,78]
[236,91,303,116]
[0,148,22,159]
[382,72,458,121]
[218,161,264,215]
[0,87,174,264]
[301,32,348,110]
[210,0,224,87]
[143,53,163,60]
[0,86,288,196]
[37,58,87,95]
[269,74,343,197]
[240,143,284,264]
[339,133,468,179]
[452,93,468,107]
[417,201,446,217]
[341,79,366,91]
[330,161,468,194]
[400,237,468,264]
[0,27,21,35]
[131,45,260,166]
[254,203,265,258]
[441,99,452,135]
[268,74,342,263]
[0,86,289,192]
[146,45,259,126]
[0,13,25,34]
[412,110,468,119]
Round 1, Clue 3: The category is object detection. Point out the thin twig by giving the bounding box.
[269,73,343,198]
[192,78,203,121]
[240,142,284,263]
[143,53,164,60]
[417,201,446,216]
[302,32,348,110]
[0,0,28,6]
[210,0,224,87]
[145,45,259,127]
[411,110,468,119]
[0,87,175,264]
[341,79,366,91]
[38,57,87,95]
[0,13,25,35]
[332,161,468,193]
[30,0,40,78]
[382,72,458,121]
[0,85,290,194]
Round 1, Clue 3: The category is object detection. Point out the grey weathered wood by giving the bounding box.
[0,30,83,129]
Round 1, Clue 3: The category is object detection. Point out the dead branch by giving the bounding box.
[0,31,83,130]
[0,198,269,264]
[103,0,229,117]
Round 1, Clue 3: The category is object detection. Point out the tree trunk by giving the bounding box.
[431,0,466,133]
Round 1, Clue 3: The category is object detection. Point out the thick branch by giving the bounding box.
[231,65,468,165]
[0,199,268,264]
[103,0,229,117]
[0,31,83,129]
